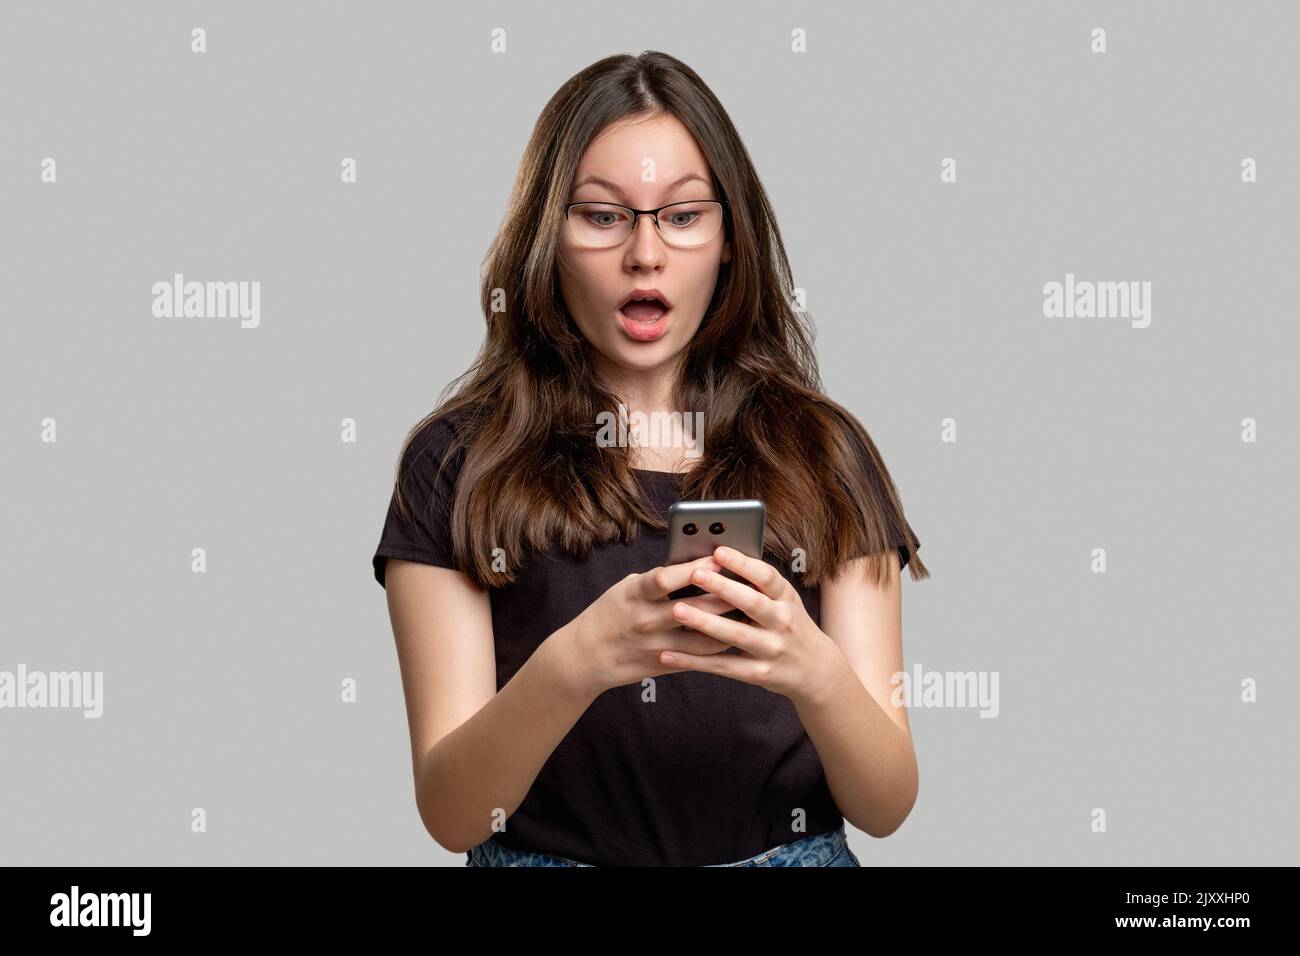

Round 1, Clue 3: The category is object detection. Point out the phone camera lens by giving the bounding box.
[709,522,725,535]
[682,523,697,536]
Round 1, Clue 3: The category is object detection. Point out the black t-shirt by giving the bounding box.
[372,410,919,866]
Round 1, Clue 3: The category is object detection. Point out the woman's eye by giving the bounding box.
[667,213,698,227]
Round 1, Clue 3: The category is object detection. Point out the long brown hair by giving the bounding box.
[391,50,929,589]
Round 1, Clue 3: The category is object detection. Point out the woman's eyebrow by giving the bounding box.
[571,172,710,203]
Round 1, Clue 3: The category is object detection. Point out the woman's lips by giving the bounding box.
[617,305,672,342]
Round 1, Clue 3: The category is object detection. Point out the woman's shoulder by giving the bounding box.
[818,398,922,567]
[407,405,478,454]
[814,400,876,465]
[396,406,476,487]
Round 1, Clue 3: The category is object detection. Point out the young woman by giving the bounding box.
[372,51,928,868]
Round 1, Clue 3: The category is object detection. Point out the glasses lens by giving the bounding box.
[656,201,723,247]
[566,203,633,248]
[566,201,723,249]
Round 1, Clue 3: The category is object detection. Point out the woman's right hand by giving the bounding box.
[564,555,740,696]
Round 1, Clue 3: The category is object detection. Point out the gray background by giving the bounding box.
[2,0,1296,866]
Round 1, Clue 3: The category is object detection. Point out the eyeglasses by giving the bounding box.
[564,200,727,249]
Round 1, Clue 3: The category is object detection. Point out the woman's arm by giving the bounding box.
[383,558,597,854]
[798,550,918,838]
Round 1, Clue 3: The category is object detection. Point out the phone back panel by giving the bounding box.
[665,500,766,623]
[665,499,766,564]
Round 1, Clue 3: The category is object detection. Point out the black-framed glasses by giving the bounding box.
[564,199,728,249]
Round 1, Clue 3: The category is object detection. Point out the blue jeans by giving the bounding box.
[466,824,861,867]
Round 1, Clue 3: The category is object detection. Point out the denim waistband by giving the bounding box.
[467,824,854,867]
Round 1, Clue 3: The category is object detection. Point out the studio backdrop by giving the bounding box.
[2,0,1296,866]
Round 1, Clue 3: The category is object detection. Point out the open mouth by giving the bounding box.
[617,290,673,342]
[619,294,670,322]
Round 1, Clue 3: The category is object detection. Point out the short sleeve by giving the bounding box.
[372,414,466,588]
[836,409,921,571]
[894,521,921,571]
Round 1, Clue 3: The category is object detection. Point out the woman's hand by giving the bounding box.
[565,554,741,696]
[657,546,840,705]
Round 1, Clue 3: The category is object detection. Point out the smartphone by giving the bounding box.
[665,499,766,623]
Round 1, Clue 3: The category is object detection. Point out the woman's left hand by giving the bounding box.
[659,546,839,705]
